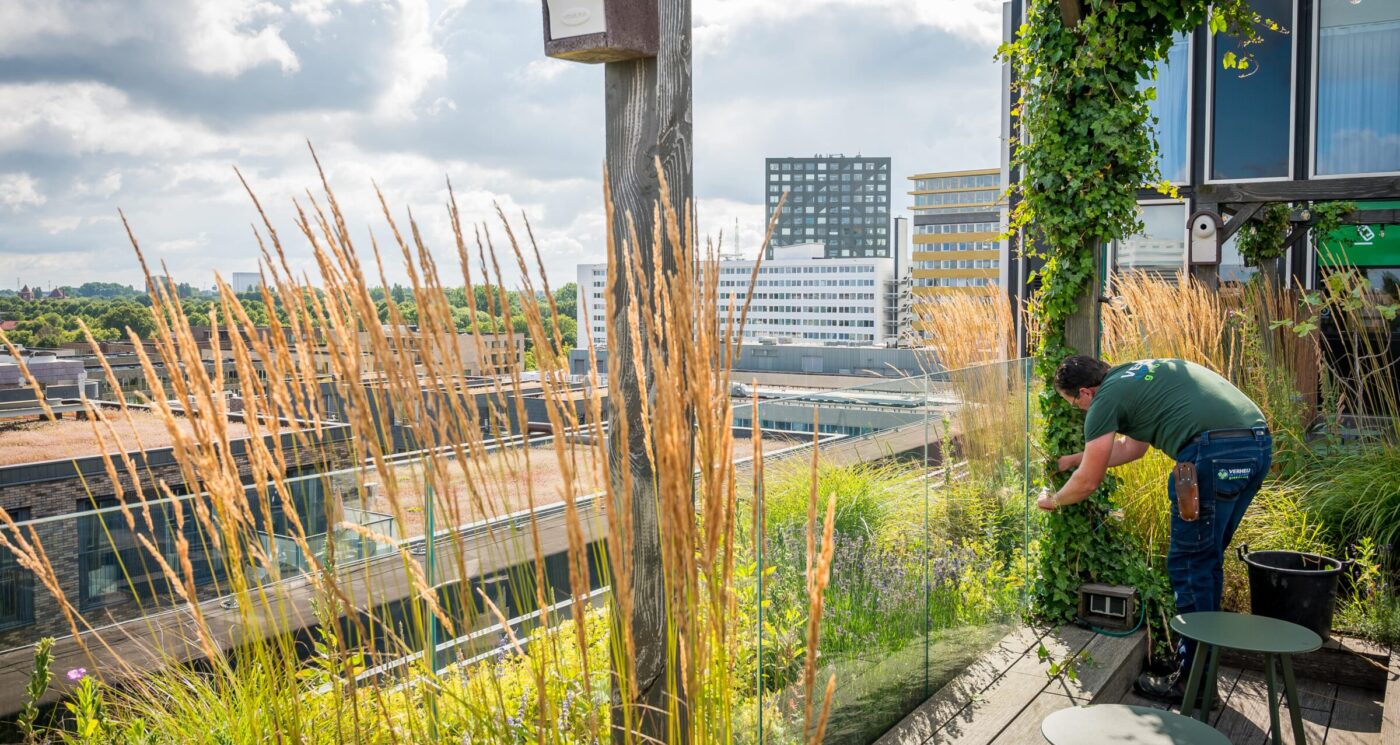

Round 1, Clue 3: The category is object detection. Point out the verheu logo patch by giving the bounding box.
[1217,467,1250,481]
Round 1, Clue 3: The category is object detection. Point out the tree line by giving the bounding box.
[0,282,579,366]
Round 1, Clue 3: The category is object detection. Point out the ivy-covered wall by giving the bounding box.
[1000,0,1262,638]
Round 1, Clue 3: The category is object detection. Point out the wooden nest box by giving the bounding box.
[542,0,658,63]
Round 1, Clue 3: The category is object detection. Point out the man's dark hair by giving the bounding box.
[1054,355,1110,394]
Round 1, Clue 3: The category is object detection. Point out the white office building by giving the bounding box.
[577,243,897,349]
[231,272,263,294]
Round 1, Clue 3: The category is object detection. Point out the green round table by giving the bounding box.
[1171,612,1322,745]
[1042,704,1230,744]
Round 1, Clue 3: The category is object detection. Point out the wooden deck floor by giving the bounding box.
[879,624,1392,745]
[1118,666,1384,744]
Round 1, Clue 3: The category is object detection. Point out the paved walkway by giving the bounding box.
[1118,666,1383,744]
[878,624,1392,745]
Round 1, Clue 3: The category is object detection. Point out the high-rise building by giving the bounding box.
[577,242,895,349]
[908,168,1005,297]
[764,155,893,259]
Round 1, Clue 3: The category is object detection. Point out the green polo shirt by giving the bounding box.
[1083,359,1266,456]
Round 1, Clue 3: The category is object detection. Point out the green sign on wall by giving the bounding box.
[1319,200,1400,268]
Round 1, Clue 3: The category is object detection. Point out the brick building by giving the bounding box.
[0,404,355,649]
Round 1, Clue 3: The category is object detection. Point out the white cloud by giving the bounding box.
[184,1,301,76]
[0,83,228,157]
[695,198,767,259]
[516,58,572,84]
[426,96,458,116]
[693,0,1004,52]
[72,171,125,199]
[378,0,449,116]
[41,216,83,234]
[0,173,46,211]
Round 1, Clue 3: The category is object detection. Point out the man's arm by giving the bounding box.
[1056,436,1149,471]
[1039,432,1115,511]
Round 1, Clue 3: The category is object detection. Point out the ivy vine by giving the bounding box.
[1000,0,1263,643]
[1237,203,1293,267]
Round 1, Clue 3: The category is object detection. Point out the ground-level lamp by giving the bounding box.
[542,0,658,62]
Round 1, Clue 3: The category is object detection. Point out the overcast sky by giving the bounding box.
[0,0,1004,291]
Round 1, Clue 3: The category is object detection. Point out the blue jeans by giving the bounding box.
[1167,428,1273,678]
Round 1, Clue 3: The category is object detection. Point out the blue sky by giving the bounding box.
[0,0,1004,290]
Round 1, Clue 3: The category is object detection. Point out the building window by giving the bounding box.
[0,508,33,630]
[1314,0,1400,176]
[79,498,161,610]
[1113,203,1187,279]
[1211,0,1295,181]
[1143,32,1191,184]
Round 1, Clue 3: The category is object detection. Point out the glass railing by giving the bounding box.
[0,357,1039,745]
[257,507,398,574]
[739,357,1038,744]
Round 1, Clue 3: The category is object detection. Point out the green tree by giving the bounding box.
[100,303,156,339]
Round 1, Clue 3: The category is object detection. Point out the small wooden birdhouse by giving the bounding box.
[543,0,658,64]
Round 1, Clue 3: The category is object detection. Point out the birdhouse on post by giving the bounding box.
[1189,210,1224,266]
[542,0,658,63]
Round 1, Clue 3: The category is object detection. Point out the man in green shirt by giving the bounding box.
[1037,355,1272,704]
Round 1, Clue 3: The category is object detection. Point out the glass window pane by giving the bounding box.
[0,508,33,629]
[1143,33,1191,183]
[1115,203,1186,275]
[1212,0,1294,180]
[1315,0,1400,175]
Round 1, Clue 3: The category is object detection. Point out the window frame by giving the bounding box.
[1107,199,1190,291]
[1308,0,1400,179]
[1205,0,1300,184]
[1145,31,1195,186]
[0,507,34,631]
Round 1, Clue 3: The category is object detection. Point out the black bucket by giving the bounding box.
[1237,545,1347,640]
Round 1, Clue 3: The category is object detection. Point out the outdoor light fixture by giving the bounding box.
[1077,583,1139,632]
[542,0,658,63]
[1188,209,1224,266]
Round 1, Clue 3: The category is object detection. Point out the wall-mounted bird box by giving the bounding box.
[543,0,658,64]
[1189,210,1224,266]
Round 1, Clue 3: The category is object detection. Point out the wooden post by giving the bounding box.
[1064,239,1104,358]
[603,0,691,740]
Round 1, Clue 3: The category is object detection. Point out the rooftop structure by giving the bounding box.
[908,168,1006,298]
[0,410,249,468]
[0,402,356,648]
[578,242,896,349]
[765,155,893,259]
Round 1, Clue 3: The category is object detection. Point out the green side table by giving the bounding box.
[1042,704,1230,745]
[1171,611,1322,745]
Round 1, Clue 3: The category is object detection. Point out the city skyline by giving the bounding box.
[0,0,1003,291]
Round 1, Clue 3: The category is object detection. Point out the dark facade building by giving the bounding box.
[765,155,894,258]
[1001,0,1400,349]
[0,406,356,648]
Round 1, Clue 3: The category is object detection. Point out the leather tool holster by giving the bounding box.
[1173,462,1199,522]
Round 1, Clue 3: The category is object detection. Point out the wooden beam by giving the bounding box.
[1219,202,1265,245]
[1058,0,1083,28]
[1196,176,1400,204]
[1290,209,1400,226]
[1064,240,1103,357]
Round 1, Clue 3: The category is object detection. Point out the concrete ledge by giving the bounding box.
[875,624,1146,745]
